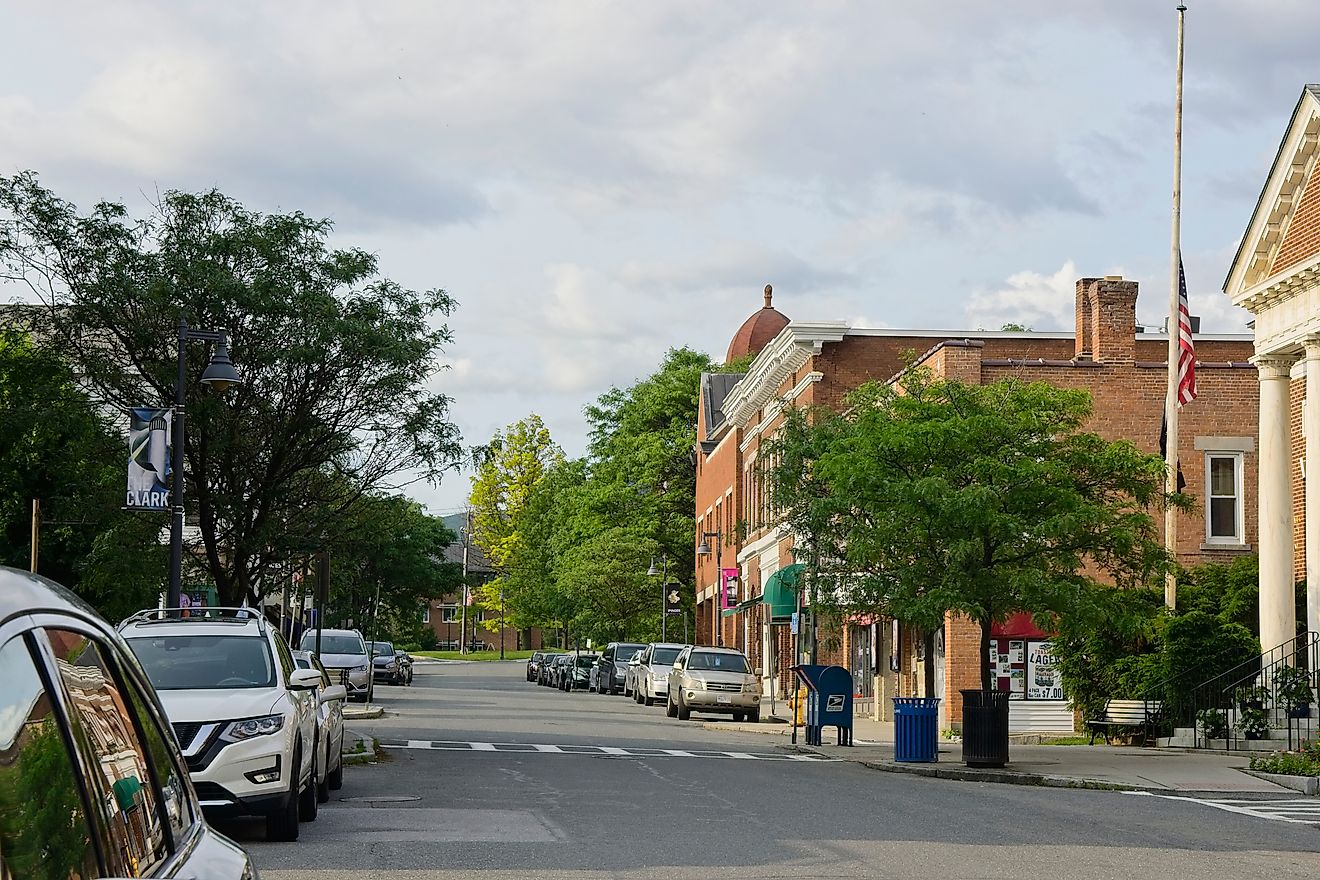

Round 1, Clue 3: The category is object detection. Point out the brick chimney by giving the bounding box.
[1074,275,1138,365]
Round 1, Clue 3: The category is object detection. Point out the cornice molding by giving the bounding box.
[721,322,847,427]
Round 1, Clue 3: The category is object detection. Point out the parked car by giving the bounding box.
[621,648,646,697]
[539,654,563,686]
[562,652,599,691]
[367,639,410,685]
[547,653,573,688]
[633,642,687,707]
[293,650,347,800]
[527,650,548,682]
[395,647,414,685]
[0,567,257,876]
[596,641,647,695]
[299,628,371,702]
[121,604,324,840]
[666,646,762,722]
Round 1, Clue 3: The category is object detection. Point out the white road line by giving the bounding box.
[1124,791,1320,824]
[379,740,837,762]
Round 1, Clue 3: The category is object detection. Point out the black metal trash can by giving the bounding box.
[961,689,1010,768]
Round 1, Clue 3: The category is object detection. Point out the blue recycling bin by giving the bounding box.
[892,696,940,762]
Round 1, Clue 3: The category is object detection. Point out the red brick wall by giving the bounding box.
[943,614,984,725]
[1273,166,1320,275]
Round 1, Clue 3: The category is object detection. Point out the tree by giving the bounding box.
[468,414,563,572]
[768,373,1178,691]
[0,328,165,613]
[0,173,463,605]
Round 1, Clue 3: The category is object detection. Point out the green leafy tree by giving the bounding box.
[0,173,463,605]
[469,414,563,572]
[0,328,165,612]
[769,373,1179,691]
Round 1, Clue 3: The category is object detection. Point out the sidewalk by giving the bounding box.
[701,715,1293,794]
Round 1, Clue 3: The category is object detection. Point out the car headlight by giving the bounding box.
[220,715,285,742]
[687,678,705,690]
[352,664,369,674]
[743,682,761,694]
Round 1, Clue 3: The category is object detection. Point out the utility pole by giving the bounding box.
[29,499,39,573]
[459,509,471,654]
[1163,4,1188,610]
[499,582,506,660]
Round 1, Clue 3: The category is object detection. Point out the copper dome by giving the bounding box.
[726,284,789,363]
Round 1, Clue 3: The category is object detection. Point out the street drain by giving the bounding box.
[339,795,421,803]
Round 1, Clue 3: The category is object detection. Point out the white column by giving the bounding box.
[1254,354,1298,652]
[1306,338,1320,637]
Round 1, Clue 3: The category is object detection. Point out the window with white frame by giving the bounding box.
[440,605,460,622]
[422,605,430,624]
[1205,452,1244,543]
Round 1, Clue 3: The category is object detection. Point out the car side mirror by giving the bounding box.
[320,684,347,704]
[290,668,323,690]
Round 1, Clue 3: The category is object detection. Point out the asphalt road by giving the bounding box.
[236,661,1320,879]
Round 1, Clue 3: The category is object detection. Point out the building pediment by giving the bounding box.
[720,321,848,428]
[1224,86,1320,310]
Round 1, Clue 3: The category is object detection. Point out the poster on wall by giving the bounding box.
[1008,640,1025,664]
[1009,668,1025,697]
[1027,640,1064,700]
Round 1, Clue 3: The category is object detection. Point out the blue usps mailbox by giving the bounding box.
[792,663,853,746]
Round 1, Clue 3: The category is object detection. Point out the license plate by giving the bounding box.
[717,696,731,704]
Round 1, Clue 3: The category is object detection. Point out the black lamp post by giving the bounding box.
[648,553,669,642]
[167,317,242,610]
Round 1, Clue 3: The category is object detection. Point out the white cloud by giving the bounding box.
[965,262,1082,332]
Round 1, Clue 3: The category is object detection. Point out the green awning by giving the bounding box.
[721,596,761,618]
[113,775,142,811]
[763,563,804,622]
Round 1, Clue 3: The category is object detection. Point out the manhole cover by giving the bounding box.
[339,795,421,803]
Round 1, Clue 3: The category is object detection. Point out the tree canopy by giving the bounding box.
[767,373,1179,690]
[0,173,463,605]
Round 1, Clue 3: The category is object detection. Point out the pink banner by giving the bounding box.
[721,568,740,609]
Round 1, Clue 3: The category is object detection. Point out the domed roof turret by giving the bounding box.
[726,284,789,363]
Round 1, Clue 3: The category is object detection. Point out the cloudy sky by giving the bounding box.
[2,1,1316,514]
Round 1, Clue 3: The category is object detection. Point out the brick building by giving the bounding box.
[696,278,1258,732]
[1223,84,1320,653]
[422,512,541,651]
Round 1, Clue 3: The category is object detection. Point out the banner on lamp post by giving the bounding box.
[721,568,739,609]
[665,587,683,616]
[126,407,172,510]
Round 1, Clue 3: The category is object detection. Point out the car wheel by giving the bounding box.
[748,709,760,724]
[677,698,691,721]
[643,689,654,707]
[328,749,344,790]
[666,694,677,718]
[317,740,331,803]
[266,747,302,841]
[299,742,319,822]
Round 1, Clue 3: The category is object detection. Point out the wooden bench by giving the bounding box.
[1087,699,1163,746]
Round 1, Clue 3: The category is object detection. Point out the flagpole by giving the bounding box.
[1164,4,1187,610]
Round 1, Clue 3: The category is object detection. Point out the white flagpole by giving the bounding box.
[1164,4,1187,610]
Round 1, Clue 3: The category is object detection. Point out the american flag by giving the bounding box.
[1176,256,1197,406]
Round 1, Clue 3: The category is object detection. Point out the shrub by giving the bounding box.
[417,629,439,651]
[1248,751,1320,777]
[1197,708,1228,739]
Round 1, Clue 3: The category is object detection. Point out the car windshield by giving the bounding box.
[653,647,682,665]
[127,635,277,690]
[575,655,597,668]
[300,633,365,654]
[370,642,395,656]
[615,644,645,659]
[687,652,749,673]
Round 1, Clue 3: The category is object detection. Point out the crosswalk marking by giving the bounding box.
[1124,791,1320,824]
[379,739,836,762]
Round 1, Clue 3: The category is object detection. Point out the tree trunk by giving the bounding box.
[979,615,993,692]
[922,628,937,697]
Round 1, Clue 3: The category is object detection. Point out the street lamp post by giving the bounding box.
[167,317,242,610]
[648,553,670,642]
[499,582,506,660]
[696,531,736,647]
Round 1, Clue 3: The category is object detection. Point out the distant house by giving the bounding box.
[422,512,541,651]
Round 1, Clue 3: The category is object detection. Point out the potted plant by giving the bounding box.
[1235,684,1268,712]
[1272,666,1314,719]
[1239,705,1269,740]
[1197,708,1229,741]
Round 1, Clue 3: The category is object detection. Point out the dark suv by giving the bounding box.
[0,566,255,878]
[596,642,646,695]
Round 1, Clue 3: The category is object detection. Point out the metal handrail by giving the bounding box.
[1189,631,1319,749]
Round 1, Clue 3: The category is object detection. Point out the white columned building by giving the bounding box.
[1224,85,1320,649]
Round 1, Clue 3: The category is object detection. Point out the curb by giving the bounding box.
[341,732,382,765]
[781,744,1147,792]
[1242,769,1320,795]
[343,706,385,720]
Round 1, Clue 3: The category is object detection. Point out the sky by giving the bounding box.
[2,1,1317,515]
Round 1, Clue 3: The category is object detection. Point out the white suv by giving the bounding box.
[121,607,322,841]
